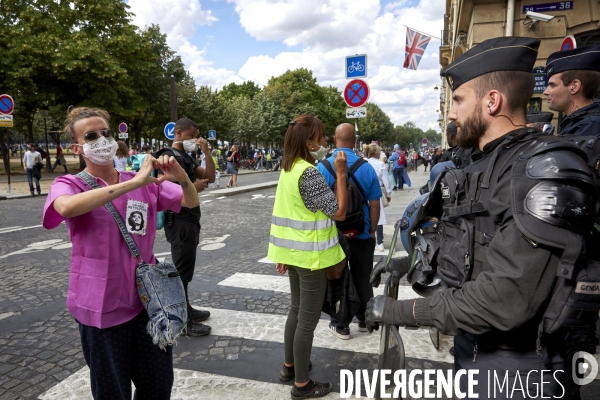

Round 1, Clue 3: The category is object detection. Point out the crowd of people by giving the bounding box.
[34,36,600,400]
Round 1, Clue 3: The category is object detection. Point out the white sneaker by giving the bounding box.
[375,243,384,252]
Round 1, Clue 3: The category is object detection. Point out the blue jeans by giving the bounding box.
[393,168,404,189]
[26,168,40,194]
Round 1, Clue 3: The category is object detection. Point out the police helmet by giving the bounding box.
[428,161,455,193]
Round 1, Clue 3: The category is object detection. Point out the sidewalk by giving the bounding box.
[377,168,430,254]
[0,167,275,200]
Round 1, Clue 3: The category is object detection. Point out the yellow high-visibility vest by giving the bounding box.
[267,158,344,270]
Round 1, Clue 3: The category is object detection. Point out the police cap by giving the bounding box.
[545,45,600,77]
[441,37,540,90]
[526,112,554,124]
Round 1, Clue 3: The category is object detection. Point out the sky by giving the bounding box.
[126,0,446,131]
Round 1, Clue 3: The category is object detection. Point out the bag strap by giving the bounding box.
[76,171,142,261]
[322,157,369,204]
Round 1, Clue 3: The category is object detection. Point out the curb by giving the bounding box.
[208,181,279,197]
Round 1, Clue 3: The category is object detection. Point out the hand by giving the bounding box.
[195,179,209,193]
[132,154,161,186]
[369,255,412,288]
[153,155,187,184]
[334,151,347,174]
[276,263,287,275]
[196,138,210,154]
[365,296,389,333]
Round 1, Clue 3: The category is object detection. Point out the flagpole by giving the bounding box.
[403,25,441,40]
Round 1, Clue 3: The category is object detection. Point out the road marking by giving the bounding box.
[0,312,17,321]
[0,225,43,234]
[258,251,407,265]
[216,196,227,199]
[199,234,230,251]
[39,367,340,400]
[196,307,453,363]
[0,239,72,259]
[218,272,421,298]
[201,200,212,204]
[154,251,172,257]
[199,194,210,197]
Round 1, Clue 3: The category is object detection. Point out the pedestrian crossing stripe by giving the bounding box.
[39,367,340,400]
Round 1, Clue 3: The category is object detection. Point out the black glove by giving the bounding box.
[365,296,388,333]
[369,255,412,288]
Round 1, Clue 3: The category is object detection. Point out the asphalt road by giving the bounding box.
[0,169,599,399]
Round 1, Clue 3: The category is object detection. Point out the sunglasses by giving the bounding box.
[83,129,114,142]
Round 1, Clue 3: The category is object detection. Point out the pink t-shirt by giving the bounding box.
[42,172,183,329]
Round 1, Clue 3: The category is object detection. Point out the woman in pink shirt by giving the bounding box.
[43,107,199,400]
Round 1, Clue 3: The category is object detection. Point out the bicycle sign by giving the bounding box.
[345,54,367,79]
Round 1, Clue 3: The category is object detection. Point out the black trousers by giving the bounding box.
[78,311,174,400]
[164,213,200,283]
[454,333,566,399]
[331,237,375,327]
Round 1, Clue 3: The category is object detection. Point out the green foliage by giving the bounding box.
[0,2,423,150]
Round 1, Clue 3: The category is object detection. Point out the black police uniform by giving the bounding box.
[367,37,599,399]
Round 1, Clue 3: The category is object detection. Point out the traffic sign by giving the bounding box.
[422,138,428,145]
[0,114,13,127]
[560,35,576,51]
[343,79,370,108]
[118,122,128,133]
[208,130,216,140]
[0,94,14,115]
[118,133,128,139]
[164,122,176,140]
[523,1,572,13]
[345,54,367,79]
[346,107,367,118]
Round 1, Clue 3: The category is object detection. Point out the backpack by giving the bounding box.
[321,158,369,239]
[396,151,406,166]
[130,154,146,172]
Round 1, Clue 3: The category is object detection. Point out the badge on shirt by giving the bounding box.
[126,199,148,236]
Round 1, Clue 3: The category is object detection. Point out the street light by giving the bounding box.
[39,104,51,172]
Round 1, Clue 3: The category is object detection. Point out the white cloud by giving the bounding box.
[128,0,239,89]
[231,0,445,130]
[129,0,446,130]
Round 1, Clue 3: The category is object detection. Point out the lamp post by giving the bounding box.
[39,105,51,172]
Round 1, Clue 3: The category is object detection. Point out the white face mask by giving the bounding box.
[174,139,197,153]
[310,141,328,160]
[80,137,118,166]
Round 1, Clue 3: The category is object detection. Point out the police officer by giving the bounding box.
[157,118,215,337]
[439,121,472,169]
[366,37,598,398]
[544,45,600,140]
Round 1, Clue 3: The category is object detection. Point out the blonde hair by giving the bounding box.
[364,143,380,159]
[64,107,110,143]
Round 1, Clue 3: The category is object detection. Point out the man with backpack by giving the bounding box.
[388,144,405,190]
[318,123,381,339]
[156,118,215,337]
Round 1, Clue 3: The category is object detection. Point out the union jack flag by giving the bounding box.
[403,27,431,70]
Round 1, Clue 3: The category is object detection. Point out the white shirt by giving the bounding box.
[113,156,128,172]
[23,151,42,169]
[367,157,392,225]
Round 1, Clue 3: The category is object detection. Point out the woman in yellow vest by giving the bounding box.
[268,114,348,399]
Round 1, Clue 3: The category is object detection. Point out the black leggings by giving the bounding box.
[78,311,174,400]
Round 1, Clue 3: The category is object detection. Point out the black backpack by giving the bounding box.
[321,158,369,239]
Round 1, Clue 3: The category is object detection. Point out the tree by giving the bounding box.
[219,81,261,101]
[356,103,394,144]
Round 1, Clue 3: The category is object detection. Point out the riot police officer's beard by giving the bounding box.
[457,105,488,149]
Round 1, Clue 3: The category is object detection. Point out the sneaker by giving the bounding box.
[30,192,35,196]
[328,322,351,340]
[358,321,368,332]
[291,381,332,399]
[184,321,211,337]
[375,243,384,252]
[189,307,210,322]
[392,187,398,191]
[279,361,313,382]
